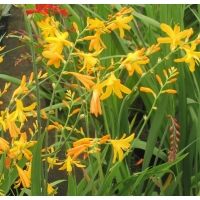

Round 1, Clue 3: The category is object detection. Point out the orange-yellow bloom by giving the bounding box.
[63,71,95,92]
[75,49,103,73]
[108,133,135,163]
[67,142,91,160]
[42,51,65,68]
[5,111,21,138]
[15,164,31,188]
[122,48,149,76]
[47,183,57,195]
[87,17,109,34]
[37,16,60,39]
[157,23,192,50]
[9,132,37,161]
[0,56,3,63]
[11,99,37,123]
[42,147,63,169]
[185,28,194,42]
[0,137,10,153]
[0,111,7,132]
[12,75,29,99]
[115,6,134,16]
[90,88,102,117]
[45,30,73,54]
[99,134,110,144]
[59,155,86,173]
[106,15,133,38]
[174,41,200,72]
[81,33,106,51]
[93,72,131,100]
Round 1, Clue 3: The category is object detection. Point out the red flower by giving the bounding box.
[26,4,68,17]
[52,5,68,16]
[26,4,52,15]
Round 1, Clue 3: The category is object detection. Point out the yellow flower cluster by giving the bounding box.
[57,133,134,173]
[0,71,47,190]
[157,23,200,72]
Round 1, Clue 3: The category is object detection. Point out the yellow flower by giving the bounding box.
[115,6,134,16]
[87,17,109,34]
[122,48,149,76]
[0,56,3,63]
[42,147,63,169]
[5,111,21,138]
[59,155,86,173]
[0,46,5,63]
[174,41,200,72]
[106,15,133,38]
[9,132,37,161]
[11,99,37,123]
[93,72,131,100]
[90,88,102,117]
[0,137,10,154]
[0,111,7,132]
[12,75,29,99]
[37,16,60,39]
[108,133,135,163]
[67,140,91,160]
[42,50,65,68]
[45,30,73,54]
[157,23,192,50]
[75,49,103,73]
[63,71,95,92]
[81,33,107,51]
[14,164,31,188]
[99,134,110,144]
[47,183,57,195]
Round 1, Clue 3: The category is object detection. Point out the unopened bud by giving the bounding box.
[175,123,180,129]
[52,83,56,89]
[157,57,161,63]
[79,114,85,120]
[82,100,86,105]
[175,131,180,136]
[169,126,173,132]
[35,56,42,63]
[170,134,174,139]
[72,22,79,34]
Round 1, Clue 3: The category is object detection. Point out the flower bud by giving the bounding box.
[175,123,180,129]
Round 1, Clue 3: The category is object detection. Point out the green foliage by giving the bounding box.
[0,4,200,196]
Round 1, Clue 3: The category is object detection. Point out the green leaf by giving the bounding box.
[31,132,45,195]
